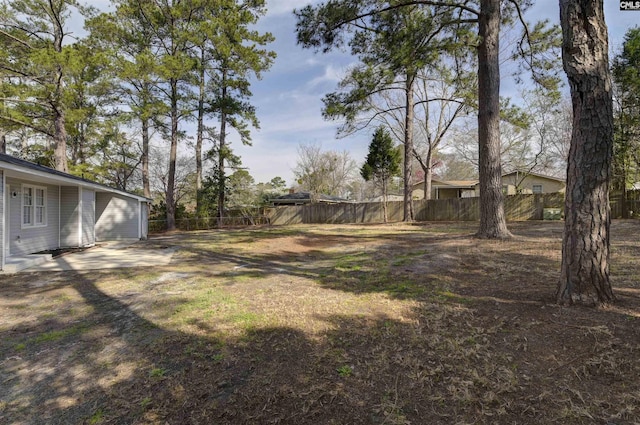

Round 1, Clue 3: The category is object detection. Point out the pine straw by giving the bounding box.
[1,220,639,424]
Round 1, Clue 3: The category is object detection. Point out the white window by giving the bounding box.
[532,184,543,194]
[23,187,32,225]
[22,185,47,227]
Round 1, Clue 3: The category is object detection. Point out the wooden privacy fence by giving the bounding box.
[148,191,640,231]
[610,190,640,218]
[266,193,568,225]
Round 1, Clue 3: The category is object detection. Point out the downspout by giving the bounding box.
[58,186,61,248]
[138,201,142,240]
[78,187,82,247]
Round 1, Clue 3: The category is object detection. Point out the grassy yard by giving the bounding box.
[1,221,640,424]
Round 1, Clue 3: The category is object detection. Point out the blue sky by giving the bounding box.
[233,1,640,186]
[233,0,360,186]
[84,1,640,187]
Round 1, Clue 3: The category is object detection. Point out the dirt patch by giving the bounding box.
[1,221,640,424]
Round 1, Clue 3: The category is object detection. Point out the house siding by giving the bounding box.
[82,189,95,246]
[513,175,565,194]
[473,175,565,196]
[95,193,139,240]
[7,178,60,256]
[436,188,463,199]
[60,186,79,247]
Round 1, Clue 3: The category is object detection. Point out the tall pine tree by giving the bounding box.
[0,0,90,171]
[361,127,401,222]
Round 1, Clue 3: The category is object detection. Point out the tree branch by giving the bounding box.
[0,28,33,49]
[0,114,54,138]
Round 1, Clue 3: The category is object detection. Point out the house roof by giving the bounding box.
[414,179,478,189]
[0,153,152,202]
[502,170,565,182]
[271,192,351,204]
[438,180,478,188]
[414,171,565,190]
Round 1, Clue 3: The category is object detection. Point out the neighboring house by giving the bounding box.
[271,191,351,206]
[1,153,151,272]
[411,179,478,200]
[412,171,565,200]
[496,171,566,195]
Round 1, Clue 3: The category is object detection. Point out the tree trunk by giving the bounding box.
[196,48,205,216]
[557,0,614,306]
[621,167,628,219]
[53,108,68,172]
[139,122,150,234]
[422,167,428,199]
[382,176,388,223]
[403,74,415,222]
[476,0,510,239]
[166,79,178,231]
[218,70,228,226]
[142,117,151,199]
[425,147,433,200]
[51,5,67,173]
[218,110,227,225]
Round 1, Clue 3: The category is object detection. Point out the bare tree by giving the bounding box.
[293,143,357,198]
[413,71,473,199]
[516,90,571,178]
[149,147,196,211]
[450,90,571,188]
[350,65,474,200]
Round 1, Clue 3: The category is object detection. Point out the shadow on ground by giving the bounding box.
[1,221,640,424]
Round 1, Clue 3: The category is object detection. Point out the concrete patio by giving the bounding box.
[6,240,177,273]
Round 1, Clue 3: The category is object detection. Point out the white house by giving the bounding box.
[1,153,151,272]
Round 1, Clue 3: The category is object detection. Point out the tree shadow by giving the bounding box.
[2,221,640,424]
[1,272,314,424]
[1,271,519,424]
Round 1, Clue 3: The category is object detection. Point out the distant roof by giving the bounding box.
[414,179,478,189]
[502,170,565,182]
[414,171,565,189]
[439,180,478,187]
[0,153,151,202]
[271,191,351,204]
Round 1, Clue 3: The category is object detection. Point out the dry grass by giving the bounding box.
[1,220,640,424]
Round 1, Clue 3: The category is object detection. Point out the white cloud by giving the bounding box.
[214,2,640,187]
[266,0,315,16]
[73,0,640,189]
[306,64,349,89]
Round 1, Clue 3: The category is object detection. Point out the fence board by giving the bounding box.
[267,193,570,225]
[150,191,640,232]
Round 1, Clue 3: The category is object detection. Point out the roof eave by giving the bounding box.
[0,161,152,202]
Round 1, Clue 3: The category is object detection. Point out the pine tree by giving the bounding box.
[0,0,89,171]
[361,127,401,222]
[557,0,614,305]
[296,0,559,237]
